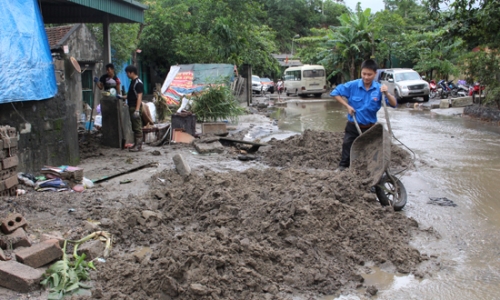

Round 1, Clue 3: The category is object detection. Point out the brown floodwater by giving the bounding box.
[267,99,500,299]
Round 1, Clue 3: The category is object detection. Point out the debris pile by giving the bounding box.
[0,126,19,196]
[0,213,63,293]
[88,167,423,299]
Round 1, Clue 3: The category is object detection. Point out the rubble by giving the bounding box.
[172,153,191,176]
[1,213,28,234]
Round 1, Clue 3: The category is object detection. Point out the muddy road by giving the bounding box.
[1,97,498,299]
[268,100,500,299]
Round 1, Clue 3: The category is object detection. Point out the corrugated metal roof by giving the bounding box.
[40,0,147,24]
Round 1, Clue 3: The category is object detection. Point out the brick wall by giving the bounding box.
[0,126,19,196]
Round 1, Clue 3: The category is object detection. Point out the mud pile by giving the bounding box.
[78,132,104,159]
[262,129,412,172]
[90,167,422,299]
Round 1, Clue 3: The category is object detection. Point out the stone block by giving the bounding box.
[194,141,225,154]
[1,155,19,170]
[450,96,473,107]
[439,99,450,109]
[0,260,44,293]
[0,248,7,261]
[15,239,63,268]
[173,154,191,176]
[201,123,227,135]
[0,137,18,149]
[76,240,105,260]
[40,231,65,247]
[2,228,31,249]
[1,213,27,234]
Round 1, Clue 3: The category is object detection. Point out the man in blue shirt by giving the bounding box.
[330,59,397,171]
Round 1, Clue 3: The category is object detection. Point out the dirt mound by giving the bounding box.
[79,132,104,159]
[261,129,412,172]
[90,167,422,299]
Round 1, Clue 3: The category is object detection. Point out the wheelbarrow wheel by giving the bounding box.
[375,174,407,211]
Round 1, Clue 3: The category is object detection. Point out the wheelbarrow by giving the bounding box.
[349,95,407,211]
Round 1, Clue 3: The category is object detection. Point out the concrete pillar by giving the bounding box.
[103,15,111,64]
[242,64,252,106]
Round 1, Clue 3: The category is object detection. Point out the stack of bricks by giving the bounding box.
[0,126,18,197]
[0,214,63,293]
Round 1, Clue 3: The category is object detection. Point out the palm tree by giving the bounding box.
[323,8,375,81]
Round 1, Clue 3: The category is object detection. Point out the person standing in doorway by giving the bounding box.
[122,65,144,152]
[94,63,121,94]
[330,59,397,172]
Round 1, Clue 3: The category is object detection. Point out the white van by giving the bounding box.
[283,65,327,97]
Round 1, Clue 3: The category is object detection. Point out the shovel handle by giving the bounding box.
[381,94,393,137]
[352,113,363,135]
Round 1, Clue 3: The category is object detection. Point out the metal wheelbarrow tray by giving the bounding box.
[349,119,407,211]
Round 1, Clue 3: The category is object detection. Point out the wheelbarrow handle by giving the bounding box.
[352,112,363,135]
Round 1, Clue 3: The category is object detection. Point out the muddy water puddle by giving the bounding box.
[272,100,500,299]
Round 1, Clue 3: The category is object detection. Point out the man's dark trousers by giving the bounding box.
[339,121,372,168]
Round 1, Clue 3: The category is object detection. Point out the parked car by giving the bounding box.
[260,77,274,93]
[379,68,430,102]
[252,75,263,94]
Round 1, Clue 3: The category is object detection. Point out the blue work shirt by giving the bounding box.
[330,79,394,125]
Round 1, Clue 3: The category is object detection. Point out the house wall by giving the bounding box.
[0,24,103,173]
[61,24,104,116]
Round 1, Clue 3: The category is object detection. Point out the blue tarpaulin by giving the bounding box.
[0,0,57,103]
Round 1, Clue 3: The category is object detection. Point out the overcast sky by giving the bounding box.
[343,0,385,12]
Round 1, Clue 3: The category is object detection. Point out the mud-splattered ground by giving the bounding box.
[0,129,426,300]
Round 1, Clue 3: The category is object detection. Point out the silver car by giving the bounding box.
[380,69,430,102]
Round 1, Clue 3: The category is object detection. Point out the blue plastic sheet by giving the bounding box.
[0,0,57,103]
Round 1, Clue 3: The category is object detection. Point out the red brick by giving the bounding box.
[1,213,27,234]
[1,155,18,169]
[0,260,43,293]
[0,147,17,160]
[0,187,16,197]
[15,239,62,268]
[0,137,17,149]
[40,231,65,247]
[2,228,31,249]
[0,167,15,181]
[0,175,18,192]
[0,248,7,261]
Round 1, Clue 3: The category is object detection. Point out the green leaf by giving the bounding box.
[65,282,80,292]
[48,290,63,300]
[78,282,92,289]
[87,261,96,270]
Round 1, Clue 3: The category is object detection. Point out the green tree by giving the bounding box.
[459,49,500,107]
[138,0,279,77]
[324,7,375,80]
[429,0,500,50]
[89,23,139,72]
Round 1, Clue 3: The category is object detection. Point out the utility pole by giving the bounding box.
[291,34,300,58]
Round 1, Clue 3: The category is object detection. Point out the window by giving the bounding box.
[395,72,421,82]
[303,69,325,78]
[284,70,301,81]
